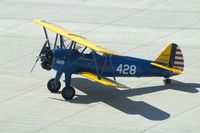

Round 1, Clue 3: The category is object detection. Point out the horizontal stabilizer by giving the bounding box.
[151,62,183,74]
[79,72,119,87]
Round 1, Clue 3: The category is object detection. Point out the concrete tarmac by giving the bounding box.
[0,0,200,133]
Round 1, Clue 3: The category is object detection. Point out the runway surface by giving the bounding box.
[0,0,200,132]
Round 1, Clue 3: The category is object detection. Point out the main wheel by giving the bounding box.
[47,78,61,93]
[61,86,75,100]
[164,78,171,84]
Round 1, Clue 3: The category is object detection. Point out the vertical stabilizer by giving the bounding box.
[155,43,184,76]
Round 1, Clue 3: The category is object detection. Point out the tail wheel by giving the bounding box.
[47,78,61,93]
[164,78,171,84]
[62,86,75,100]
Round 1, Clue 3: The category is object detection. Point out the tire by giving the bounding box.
[47,78,61,93]
[61,86,75,100]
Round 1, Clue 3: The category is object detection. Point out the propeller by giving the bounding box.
[30,58,39,73]
[30,41,50,73]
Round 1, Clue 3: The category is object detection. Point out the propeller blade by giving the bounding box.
[30,58,39,73]
[31,40,51,73]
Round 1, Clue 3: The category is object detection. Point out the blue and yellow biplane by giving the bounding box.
[32,19,184,100]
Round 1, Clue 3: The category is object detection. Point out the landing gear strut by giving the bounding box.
[61,72,75,100]
[164,78,171,84]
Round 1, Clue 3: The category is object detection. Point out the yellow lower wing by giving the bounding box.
[79,72,118,87]
[151,62,183,74]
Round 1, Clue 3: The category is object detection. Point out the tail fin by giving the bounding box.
[154,43,184,75]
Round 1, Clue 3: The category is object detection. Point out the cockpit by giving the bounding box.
[53,37,92,55]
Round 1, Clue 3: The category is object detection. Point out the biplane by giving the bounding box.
[32,19,184,100]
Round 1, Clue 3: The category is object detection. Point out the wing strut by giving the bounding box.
[91,51,116,81]
[92,51,100,79]
[60,35,64,48]
[43,27,50,47]
[100,55,108,77]
[109,54,116,81]
[54,33,58,49]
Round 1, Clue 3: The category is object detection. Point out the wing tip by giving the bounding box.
[33,19,40,23]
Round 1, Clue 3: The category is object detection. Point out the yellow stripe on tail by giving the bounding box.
[155,44,172,64]
[152,43,184,76]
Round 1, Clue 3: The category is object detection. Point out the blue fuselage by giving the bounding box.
[52,49,171,78]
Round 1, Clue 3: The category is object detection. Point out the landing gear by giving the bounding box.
[47,78,61,93]
[47,72,75,100]
[164,78,171,84]
[61,86,75,100]
[60,72,75,100]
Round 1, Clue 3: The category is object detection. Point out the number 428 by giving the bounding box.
[116,64,136,75]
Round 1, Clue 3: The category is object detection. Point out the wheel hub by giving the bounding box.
[66,90,73,97]
[62,87,75,100]
[51,81,58,89]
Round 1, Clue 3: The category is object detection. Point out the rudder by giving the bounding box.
[155,43,184,76]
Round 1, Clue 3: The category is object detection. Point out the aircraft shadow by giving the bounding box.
[50,78,200,121]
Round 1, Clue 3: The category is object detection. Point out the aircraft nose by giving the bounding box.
[41,50,55,70]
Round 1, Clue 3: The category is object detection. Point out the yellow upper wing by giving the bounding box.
[34,19,120,56]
